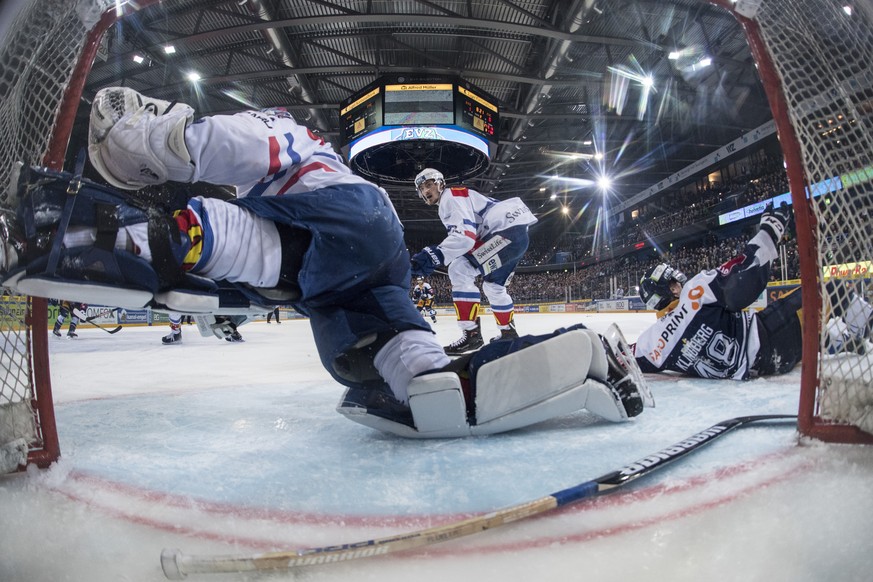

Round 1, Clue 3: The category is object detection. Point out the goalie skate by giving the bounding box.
[602,323,655,409]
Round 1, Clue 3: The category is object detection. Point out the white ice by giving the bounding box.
[2,312,872,582]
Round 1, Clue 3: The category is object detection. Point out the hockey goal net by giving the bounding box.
[0,0,144,472]
[0,0,870,462]
[714,0,873,443]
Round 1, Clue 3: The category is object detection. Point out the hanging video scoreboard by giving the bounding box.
[339,78,499,148]
[457,85,497,139]
[339,85,382,145]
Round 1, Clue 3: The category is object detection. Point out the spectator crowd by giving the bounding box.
[406,149,812,307]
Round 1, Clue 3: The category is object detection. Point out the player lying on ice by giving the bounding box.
[633,203,873,378]
[0,87,652,438]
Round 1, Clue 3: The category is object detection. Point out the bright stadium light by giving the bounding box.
[597,175,612,191]
[186,71,201,82]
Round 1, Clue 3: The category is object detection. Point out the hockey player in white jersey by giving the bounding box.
[0,87,651,437]
[634,203,820,378]
[412,168,536,354]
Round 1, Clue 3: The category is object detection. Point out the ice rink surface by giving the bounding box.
[2,312,872,582]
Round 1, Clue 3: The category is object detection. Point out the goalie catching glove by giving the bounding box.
[89,87,195,190]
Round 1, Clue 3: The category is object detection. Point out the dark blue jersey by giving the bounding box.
[633,229,778,379]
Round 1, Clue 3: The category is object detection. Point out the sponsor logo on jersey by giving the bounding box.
[472,235,510,264]
[505,205,532,223]
[648,303,690,361]
[675,323,715,372]
[686,284,705,310]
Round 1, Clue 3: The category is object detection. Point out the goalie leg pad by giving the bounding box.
[582,379,630,422]
[2,166,190,308]
[335,373,472,438]
[407,372,470,436]
[473,329,597,424]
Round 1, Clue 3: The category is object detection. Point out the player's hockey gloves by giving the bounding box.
[411,246,444,277]
[758,202,791,246]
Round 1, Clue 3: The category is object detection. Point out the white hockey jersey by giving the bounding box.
[185,109,374,197]
[633,229,780,379]
[413,282,435,301]
[435,186,537,264]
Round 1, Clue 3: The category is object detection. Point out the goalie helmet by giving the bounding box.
[639,263,687,311]
[414,168,445,204]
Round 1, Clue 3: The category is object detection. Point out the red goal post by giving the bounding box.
[712,0,873,443]
[0,0,156,472]
[0,0,871,465]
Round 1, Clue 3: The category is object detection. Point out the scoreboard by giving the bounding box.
[339,76,499,185]
[384,83,454,125]
[339,77,499,147]
[339,85,382,144]
[457,85,497,139]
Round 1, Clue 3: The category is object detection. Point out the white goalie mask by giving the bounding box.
[414,168,445,204]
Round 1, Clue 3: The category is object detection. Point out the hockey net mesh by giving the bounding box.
[734,0,873,440]
[0,0,870,458]
[0,0,113,470]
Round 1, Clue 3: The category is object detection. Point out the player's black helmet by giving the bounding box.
[640,263,687,311]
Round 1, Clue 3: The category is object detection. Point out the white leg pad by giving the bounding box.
[335,405,422,438]
[580,329,609,382]
[335,373,473,439]
[5,271,153,310]
[474,330,595,424]
[582,379,629,422]
[407,372,471,436]
[471,381,594,434]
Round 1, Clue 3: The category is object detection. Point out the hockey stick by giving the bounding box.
[73,308,122,334]
[83,307,119,325]
[160,414,796,579]
[83,320,122,334]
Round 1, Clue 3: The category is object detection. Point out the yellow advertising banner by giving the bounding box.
[822,260,873,280]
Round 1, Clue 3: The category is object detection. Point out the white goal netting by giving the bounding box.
[727,0,873,441]
[0,0,871,459]
[0,0,115,470]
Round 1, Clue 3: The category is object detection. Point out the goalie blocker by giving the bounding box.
[1,166,653,437]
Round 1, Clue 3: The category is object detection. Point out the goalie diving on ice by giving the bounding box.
[0,87,652,437]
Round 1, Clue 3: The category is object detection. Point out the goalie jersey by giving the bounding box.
[633,229,780,379]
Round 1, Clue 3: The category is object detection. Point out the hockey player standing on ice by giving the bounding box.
[52,300,87,339]
[0,87,652,437]
[412,276,437,324]
[163,312,243,344]
[266,306,281,324]
[411,168,536,354]
[634,203,808,378]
